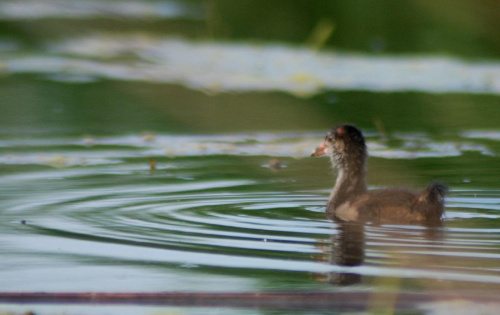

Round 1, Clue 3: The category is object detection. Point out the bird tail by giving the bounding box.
[420,181,448,203]
[414,181,448,222]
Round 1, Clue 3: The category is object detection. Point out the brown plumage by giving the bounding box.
[311,124,447,224]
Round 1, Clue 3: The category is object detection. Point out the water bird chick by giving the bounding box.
[311,124,447,223]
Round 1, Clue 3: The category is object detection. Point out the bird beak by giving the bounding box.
[311,141,326,157]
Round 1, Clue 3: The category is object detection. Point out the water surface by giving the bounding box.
[1,1,500,314]
[2,130,500,292]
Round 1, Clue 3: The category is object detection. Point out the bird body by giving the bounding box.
[312,124,447,223]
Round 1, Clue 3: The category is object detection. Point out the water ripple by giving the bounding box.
[1,132,500,293]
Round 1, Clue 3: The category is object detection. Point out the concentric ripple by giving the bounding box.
[1,131,500,294]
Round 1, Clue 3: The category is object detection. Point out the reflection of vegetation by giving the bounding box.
[306,18,336,51]
[2,0,499,58]
[203,0,500,58]
[2,76,499,135]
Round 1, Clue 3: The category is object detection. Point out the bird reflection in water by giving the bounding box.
[327,221,365,285]
[324,219,443,286]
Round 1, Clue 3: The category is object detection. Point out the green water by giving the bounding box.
[1,1,500,314]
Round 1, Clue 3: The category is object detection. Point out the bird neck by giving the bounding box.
[328,161,367,210]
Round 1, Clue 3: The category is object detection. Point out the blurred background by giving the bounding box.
[1,0,500,135]
[1,2,500,313]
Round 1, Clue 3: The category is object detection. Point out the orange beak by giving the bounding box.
[311,141,326,157]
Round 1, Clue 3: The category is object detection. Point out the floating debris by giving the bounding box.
[266,158,283,172]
